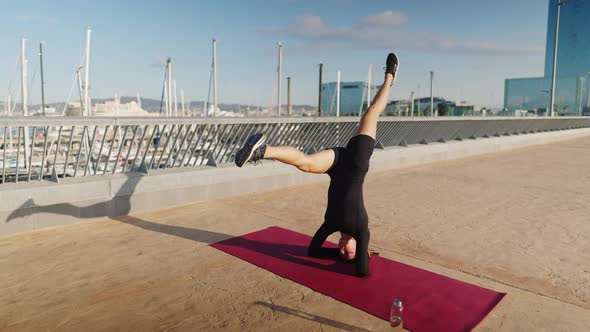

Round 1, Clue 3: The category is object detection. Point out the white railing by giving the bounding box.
[1,116,589,184]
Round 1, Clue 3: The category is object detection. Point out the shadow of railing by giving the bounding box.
[255,301,372,332]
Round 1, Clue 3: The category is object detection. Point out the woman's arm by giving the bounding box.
[308,222,338,258]
[355,229,371,277]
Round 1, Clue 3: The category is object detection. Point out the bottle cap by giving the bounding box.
[393,298,403,307]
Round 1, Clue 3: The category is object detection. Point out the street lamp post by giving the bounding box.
[550,0,576,117]
[542,90,551,116]
[318,63,323,116]
[277,42,283,117]
[410,90,415,118]
[430,70,434,117]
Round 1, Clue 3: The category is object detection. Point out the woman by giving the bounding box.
[234,53,399,277]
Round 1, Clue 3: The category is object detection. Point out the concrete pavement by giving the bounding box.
[1,135,590,331]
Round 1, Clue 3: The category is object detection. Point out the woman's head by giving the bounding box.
[338,233,357,261]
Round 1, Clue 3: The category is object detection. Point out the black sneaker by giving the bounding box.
[385,52,399,86]
[235,133,267,167]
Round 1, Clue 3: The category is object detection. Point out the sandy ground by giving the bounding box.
[1,136,589,331]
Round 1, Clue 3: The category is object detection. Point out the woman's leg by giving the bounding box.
[264,146,335,174]
[234,132,335,172]
[355,74,393,139]
[236,53,398,170]
[355,53,398,139]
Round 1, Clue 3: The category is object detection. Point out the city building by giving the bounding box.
[387,97,481,116]
[320,81,377,116]
[505,0,590,115]
[94,97,155,117]
[31,107,59,116]
[386,97,449,116]
[544,0,590,78]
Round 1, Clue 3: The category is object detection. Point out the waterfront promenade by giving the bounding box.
[1,135,589,331]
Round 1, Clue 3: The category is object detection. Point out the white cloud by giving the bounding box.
[359,11,408,26]
[258,14,543,56]
[296,14,325,30]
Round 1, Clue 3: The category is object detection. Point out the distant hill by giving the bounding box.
[1,97,316,115]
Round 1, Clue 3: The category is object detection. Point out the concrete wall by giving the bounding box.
[2,128,590,236]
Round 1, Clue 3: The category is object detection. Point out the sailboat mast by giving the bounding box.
[212,38,218,117]
[173,80,178,117]
[181,90,185,117]
[39,42,46,116]
[76,67,84,114]
[167,58,172,117]
[83,28,91,116]
[21,38,28,116]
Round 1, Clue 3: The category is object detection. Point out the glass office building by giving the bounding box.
[544,0,590,77]
[505,75,589,115]
[320,81,376,116]
[505,0,590,115]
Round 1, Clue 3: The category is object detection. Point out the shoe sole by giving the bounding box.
[237,135,266,167]
[390,58,400,86]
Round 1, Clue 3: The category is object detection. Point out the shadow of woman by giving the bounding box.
[6,170,353,276]
[116,216,355,276]
[6,172,145,222]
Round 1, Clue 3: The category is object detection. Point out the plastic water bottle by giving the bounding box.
[390,298,403,327]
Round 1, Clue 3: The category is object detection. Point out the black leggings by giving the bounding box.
[327,134,376,174]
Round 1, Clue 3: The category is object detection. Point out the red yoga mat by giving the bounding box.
[211,226,505,332]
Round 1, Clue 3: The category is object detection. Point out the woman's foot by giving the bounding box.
[385,52,399,86]
[235,133,267,167]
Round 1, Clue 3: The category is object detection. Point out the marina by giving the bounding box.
[0,123,235,183]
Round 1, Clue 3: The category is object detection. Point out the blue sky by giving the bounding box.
[0,0,548,108]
